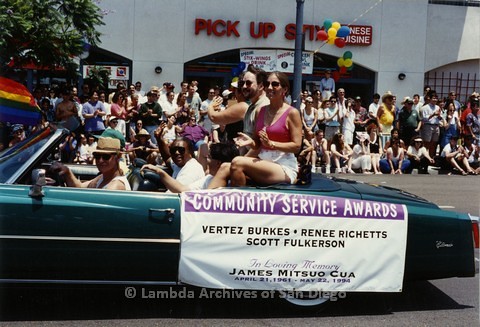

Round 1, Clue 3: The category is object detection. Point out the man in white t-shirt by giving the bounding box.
[368,93,380,121]
[141,137,204,191]
[141,143,238,192]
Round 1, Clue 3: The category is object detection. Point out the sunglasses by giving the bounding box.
[170,146,186,155]
[238,80,245,87]
[93,153,114,161]
[306,101,313,104]
[111,120,118,124]
[243,80,254,87]
[266,81,281,88]
[330,100,337,103]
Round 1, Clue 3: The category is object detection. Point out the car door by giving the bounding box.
[0,184,181,285]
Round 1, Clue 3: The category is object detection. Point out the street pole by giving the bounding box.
[292,0,305,110]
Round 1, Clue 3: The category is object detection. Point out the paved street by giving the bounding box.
[0,174,478,326]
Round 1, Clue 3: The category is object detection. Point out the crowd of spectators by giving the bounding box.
[297,83,479,176]
[2,69,479,190]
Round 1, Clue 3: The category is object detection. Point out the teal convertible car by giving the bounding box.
[0,126,477,305]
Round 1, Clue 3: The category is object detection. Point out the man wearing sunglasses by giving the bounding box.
[51,137,131,190]
[141,143,238,192]
[241,65,270,142]
[143,136,205,189]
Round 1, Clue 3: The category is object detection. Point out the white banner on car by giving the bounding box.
[179,190,408,292]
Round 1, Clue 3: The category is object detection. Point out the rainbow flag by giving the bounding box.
[0,77,42,126]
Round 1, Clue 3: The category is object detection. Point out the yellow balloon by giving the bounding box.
[328,27,337,38]
[332,22,341,30]
[327,37,335,45]
[344,59,353,68]
[232,77,239,83]
[337,58,345,67]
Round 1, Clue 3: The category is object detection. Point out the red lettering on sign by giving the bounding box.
[195,18,208,35]
[195,18,372,45]
[226,20,240,37]
[195,18,240,37]
[250,22,276,38]
[284,23,296,40]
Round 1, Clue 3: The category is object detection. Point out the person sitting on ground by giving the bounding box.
[350,132,372,174]
[330,132,353,173]
[51,137,131,190]
[208,71,302,187]
[383,127,406,152]
[140,143,238,192]
[366,123,383,174]
[380,136,410,174]
[311,129,330,173]
[406,136,435,174]
[147,133,205,188]
[128,129,159,165]
[463,135,479,170]
[297,136,314,171]
[440,135,477,175]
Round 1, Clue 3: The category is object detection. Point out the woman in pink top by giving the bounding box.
[110,92,127,136]
[229,71,302,186]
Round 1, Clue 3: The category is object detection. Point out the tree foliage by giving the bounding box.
[0,0,105,74]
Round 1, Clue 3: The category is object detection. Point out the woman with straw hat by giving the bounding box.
[51,137,131,190]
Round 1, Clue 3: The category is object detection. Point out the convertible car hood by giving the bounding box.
[258,175,437,209]
[332,176,438,209]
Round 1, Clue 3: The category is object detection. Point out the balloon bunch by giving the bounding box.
[316,19,351,48]
[337,51,353,74]
[231,62,247,77]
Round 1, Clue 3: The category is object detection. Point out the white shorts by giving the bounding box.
[258,149,298,184]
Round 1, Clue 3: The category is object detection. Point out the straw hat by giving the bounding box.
[135,129,151,139]
[93,137,122,154]
[382,91,394,102]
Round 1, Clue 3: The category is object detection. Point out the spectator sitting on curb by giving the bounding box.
[380,136,410,174]
[439,135,477,175]
[406,136,435,174]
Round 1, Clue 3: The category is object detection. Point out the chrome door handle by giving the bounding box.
[148,208,175,224]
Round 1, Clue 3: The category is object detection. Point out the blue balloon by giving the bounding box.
[238,62,246,71]
[337,26,350,38]
[231,67,240,77]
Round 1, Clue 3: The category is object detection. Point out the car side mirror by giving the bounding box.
[29,168,46,198]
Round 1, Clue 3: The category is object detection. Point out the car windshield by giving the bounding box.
[0,127,57,183]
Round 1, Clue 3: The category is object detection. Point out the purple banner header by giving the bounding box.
[183,191,405,220]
